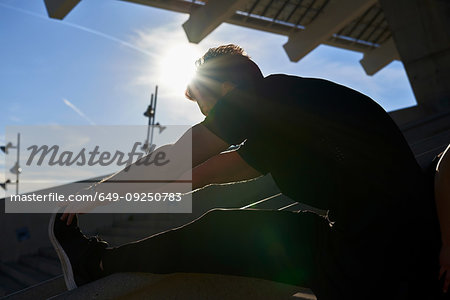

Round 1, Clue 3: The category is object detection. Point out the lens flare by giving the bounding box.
[158,43,203,96]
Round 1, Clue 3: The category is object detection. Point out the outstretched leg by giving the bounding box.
[101,208,325,288]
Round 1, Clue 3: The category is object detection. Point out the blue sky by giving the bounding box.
[0,0,416,197]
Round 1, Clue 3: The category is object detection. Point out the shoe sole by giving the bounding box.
[48,211,78,290]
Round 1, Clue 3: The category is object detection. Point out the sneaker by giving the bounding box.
[48,211,108,290]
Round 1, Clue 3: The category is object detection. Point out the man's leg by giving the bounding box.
[101,209,326,288]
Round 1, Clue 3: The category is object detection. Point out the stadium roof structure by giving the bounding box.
[44,0,450,123]
[44,0,399,76]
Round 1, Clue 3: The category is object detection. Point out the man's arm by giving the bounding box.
[61,123,229,223]
[131,147,263,195]
[192,150,263,190]
[191,123,230,167]
[90,124,229,191]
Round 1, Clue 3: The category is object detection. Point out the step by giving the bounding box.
[19,255,62,277]
[48,273,168,300]
[0,262,51,287]
[38,247,59,261]
[48,272,315,300]
[410,129,450,155]
[2,275,66,300]
[0,273,25,297]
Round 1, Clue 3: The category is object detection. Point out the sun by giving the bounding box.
[158,43,203,96]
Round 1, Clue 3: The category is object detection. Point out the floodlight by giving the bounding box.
[10,162,22,175]
[0,179,11,190]
[0,142,14,154]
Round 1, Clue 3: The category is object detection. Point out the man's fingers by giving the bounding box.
[67,213,75,226]
[59,201,93,225]
[60,212,74,225]
[60,212,68,221]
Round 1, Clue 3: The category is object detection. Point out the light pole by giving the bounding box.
[143,85,158,153]
[1,133,21,194]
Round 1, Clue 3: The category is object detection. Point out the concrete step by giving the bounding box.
[38,247,59,261]
[411,128,450,154]
[1,275,66,300]
[0,273,25,297]
[412,129,450,167]
[19,255,62,277]
[0,287,7,298]
[48,272,315,300]
[0,262,51,287]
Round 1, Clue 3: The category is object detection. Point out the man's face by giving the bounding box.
[188,81,235,117]
[188,84,219,117]
[197,101,213,116]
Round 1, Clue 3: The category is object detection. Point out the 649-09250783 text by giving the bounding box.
[8,192,183,202]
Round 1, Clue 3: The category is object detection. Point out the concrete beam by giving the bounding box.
[121,0,378,54]
[43,0,80,20]
[360,37,400,75]
[379,0,450,114]
[182,0,249,44]
[283,0,377,62]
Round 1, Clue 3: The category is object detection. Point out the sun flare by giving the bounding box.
[158,43,203,96]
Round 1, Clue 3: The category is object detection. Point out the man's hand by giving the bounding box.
[59,196,100,226]
[191,150,262,190]
[440,244,450,293]
[60,212,82,226]
[58,186,104,225]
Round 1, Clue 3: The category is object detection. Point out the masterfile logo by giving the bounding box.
[25,142,169,169]
[3,125,192,214]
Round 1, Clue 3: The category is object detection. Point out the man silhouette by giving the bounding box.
[51,44,446,299]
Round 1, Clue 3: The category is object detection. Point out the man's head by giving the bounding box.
[185,44,263,116]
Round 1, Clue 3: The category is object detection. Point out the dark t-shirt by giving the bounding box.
[202,74,428,233]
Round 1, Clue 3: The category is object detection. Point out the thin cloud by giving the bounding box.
[9,116,22,122]
[63,98,96,125]
[0,2,155,58]
[59,21,156,58]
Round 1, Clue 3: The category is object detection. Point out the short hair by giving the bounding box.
[185,44,263,101]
